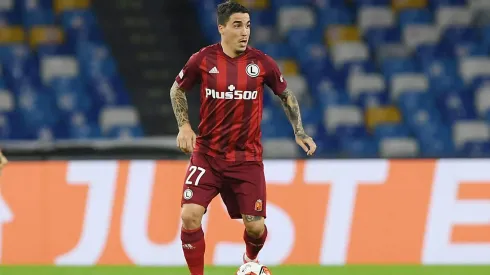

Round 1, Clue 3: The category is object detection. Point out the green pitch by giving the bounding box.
[0,265,489,275]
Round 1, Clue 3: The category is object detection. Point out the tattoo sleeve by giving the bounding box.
[170,81,190,128]
[277,88,307,138]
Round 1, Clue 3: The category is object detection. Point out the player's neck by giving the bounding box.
[220,42,243,59]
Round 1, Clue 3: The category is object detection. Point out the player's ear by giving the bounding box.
[218,24,225,35]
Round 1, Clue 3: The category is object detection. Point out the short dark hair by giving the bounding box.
[217,1,249,26]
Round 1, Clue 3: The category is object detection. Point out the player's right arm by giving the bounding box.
[170,52,201,154]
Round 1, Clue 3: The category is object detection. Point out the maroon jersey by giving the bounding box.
[175,43,287,161]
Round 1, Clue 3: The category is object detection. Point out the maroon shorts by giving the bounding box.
[180,152,266,219]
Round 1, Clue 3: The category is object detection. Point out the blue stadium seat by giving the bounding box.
[381,58,419,79]
[0,11,21,25]
[481,25,490,49]
[373,123,411,139]
[270,0,311,9]
[414,43,452,61]
[318,8,354,27]
[315,88,351,109]
[16,84,59,135]
[340,60,377,77]
[340,137,378,157]
[452,41,488,58]
[459,141,490,157]
[106,125,144,139]
[364,27,401,49]
[440,26,480,45]
[252,43,294,59]
[335,125,367,139]
[398,9,433,26]
[250,9,276,26]
[60,10,98,46]
[437,91,477,123]
[0,114,12,139]
[421,58,465,95]
[430,0,467,8]
[285,27,324,50]
[355,91,390,109]
[50,77,92,114]
[18,0,53,11]
[261,108,292,138]
[419,134,455,157]
[23,9,55,28]
[352,0,390,7]
[312,0,348,9]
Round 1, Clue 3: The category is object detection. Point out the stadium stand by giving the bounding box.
[188,0,490,158]
[4,0,490,159]
[0,0,141,142]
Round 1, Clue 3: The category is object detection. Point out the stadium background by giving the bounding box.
[0,0,490,274]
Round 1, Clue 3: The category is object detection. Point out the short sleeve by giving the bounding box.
[263,55,287,95]
[175,52,201,90]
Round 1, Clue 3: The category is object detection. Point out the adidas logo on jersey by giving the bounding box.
[209,67,219,74]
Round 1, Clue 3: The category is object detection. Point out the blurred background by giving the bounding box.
[2,0,490,159]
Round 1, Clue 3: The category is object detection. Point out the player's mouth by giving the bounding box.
[239,39,248,45]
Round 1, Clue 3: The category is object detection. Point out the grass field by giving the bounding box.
[0,265,489,275]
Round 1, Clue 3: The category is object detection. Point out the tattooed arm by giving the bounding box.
[277,88,306,137]
[170,81,190,128]
[277,88,317,155]
[170,81,196,153]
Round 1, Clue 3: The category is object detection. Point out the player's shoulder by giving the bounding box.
[192,43,221,58]
[246,46,272,60]
[246,46,277,70]
[246,46,278,69]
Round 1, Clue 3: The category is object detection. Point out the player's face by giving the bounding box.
[220,13,250,54]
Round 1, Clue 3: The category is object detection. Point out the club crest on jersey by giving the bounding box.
[183,189,193,200]
[246,63,260,78]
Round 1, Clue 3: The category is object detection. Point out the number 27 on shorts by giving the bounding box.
[185,165,206,186]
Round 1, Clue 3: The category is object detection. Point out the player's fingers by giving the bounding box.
[297,140,309,153]
[192,134,196,149]
[306,139,317,155]
[185,138,193,153]
[178,137,188,152]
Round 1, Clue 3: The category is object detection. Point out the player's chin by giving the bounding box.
[237,44,247,52]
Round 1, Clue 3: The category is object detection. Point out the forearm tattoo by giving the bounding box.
[170,81,190,127]
[278,88,307,138]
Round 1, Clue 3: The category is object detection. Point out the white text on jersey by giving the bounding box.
[205,88,258,100]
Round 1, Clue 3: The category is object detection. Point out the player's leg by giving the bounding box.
[223,161,268,263]
[180,153,221,275]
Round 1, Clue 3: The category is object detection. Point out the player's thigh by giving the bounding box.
[219,183,242,219]
[225,161,267,218]
[181,152,222,211]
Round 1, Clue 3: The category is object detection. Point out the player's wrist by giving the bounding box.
[179,122,192,131]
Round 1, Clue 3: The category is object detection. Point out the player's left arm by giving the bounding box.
[277,88,317,156]
[263,54,317,156]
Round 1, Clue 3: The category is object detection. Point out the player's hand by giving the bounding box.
[0,150,8,175]
[295,132,317,156]
[177,124,197,154]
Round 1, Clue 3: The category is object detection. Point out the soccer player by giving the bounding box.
[170,1,316,274]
